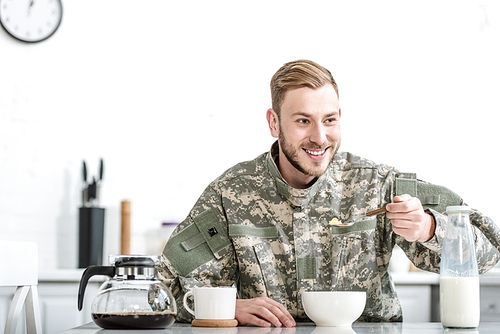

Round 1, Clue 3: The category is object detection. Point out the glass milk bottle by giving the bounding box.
[440,206,480,328]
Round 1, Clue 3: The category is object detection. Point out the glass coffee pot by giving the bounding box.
[78,255,177,329]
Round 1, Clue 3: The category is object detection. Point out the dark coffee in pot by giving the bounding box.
[92,312,176,329]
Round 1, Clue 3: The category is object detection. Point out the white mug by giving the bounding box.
[183,286,236,320]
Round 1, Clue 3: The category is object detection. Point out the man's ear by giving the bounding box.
[266,108,280,138]
[339,107,341,117]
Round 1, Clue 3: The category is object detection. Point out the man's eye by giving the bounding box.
[298,119,308,124]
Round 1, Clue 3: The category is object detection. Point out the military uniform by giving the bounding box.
[158,141,500,323]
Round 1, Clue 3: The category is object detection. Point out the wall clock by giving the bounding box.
[0,0,62,43]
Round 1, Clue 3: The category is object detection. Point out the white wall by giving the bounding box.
[1,0,499,269]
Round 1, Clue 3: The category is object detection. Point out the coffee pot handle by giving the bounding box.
[78,266,115,311]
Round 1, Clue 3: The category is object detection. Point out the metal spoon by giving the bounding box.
[330,206,387,227]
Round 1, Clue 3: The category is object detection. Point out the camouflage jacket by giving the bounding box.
[158,142,500,323]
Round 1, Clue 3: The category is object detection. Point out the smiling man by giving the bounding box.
[267,83,341,188]
[158,60,500,327]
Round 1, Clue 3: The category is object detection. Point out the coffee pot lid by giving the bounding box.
[109,255,160,268]
[109,255,160,267]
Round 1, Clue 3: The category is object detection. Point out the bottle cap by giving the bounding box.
[445,206,471,214]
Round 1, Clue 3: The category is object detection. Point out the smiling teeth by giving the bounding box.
[305,149,326,156]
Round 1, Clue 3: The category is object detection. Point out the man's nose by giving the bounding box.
[309,123,327,145]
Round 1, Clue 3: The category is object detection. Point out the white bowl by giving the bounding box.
[302,291,366,327]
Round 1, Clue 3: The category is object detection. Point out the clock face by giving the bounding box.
[0,0,62,43]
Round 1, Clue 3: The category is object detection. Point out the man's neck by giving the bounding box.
[277,150,316,189]
[270,140,317,189]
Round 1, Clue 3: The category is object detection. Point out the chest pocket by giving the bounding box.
[330,217,378,291]
[228,225,288,304]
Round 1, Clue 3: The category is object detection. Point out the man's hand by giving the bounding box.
[235,297,296,328]
[386,194,435,242]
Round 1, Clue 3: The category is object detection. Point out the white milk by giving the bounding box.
[440,277,480,328]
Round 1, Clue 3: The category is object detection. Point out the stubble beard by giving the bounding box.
[279,130,340,179]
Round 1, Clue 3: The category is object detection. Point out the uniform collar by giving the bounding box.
[267,141,326,208]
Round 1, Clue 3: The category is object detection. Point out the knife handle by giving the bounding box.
[99,158,104,181]
[82,161,87,183]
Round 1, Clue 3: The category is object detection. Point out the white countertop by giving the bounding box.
[58,321,500,334]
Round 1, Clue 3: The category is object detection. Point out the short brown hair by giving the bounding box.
[270,59,338,116]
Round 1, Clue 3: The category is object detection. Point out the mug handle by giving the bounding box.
[183,291,195,316]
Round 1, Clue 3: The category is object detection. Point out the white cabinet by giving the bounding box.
[392,271,439,322]
[394,285,432,322]
[480,286,500,321]
[37,282,99,334]
[0,271,102,334]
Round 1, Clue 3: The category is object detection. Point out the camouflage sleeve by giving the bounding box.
[396,207,500,274]
[469,209,500,273]
[157,181,238,322]
[394,217,441,274]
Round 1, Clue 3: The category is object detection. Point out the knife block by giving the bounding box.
[78,207,105,268]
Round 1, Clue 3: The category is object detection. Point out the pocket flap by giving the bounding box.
[330,217,377,235]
